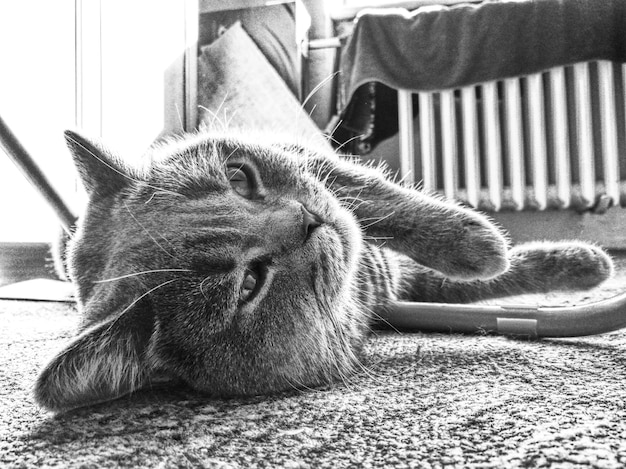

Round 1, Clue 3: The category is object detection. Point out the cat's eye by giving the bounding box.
[239,263,265,303]
[241,270,258,300]
[226,165,253,198]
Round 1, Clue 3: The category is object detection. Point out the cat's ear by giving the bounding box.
[34,301,155,412]
[64,130,136,197]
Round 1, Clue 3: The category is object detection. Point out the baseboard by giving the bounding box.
[0,242,58,287]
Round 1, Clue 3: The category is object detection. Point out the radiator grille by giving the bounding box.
[398,61,626,212]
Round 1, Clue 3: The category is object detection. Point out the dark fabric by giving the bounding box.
[332,0,626,154]
[330,82,408,155]
[340,0,626,98]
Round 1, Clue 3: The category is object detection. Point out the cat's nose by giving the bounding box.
[302,205,323,237]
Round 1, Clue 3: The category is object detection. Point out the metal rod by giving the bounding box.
[0,115,76,234]
[307,37,342,50]
[397,89,416,184]
[526,73,548,210]
[549,66,571,208]
[461,86,480,208]
[482,82,502,211]
[504,77,525,210]
[418,92,437,191]
[574,62,595,208]
[440,90,458,199]
[598,60,620,205]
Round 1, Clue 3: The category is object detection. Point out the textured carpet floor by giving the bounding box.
[2,256,626,468]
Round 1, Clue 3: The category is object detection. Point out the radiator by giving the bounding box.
[397,61,626,213]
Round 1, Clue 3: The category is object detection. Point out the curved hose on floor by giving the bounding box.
[386,293,626,338]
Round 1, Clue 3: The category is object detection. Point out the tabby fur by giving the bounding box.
[34,131,613,411]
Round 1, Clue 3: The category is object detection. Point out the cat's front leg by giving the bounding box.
[395,241,614,303]
[298,149,509,281]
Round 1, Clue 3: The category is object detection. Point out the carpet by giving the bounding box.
[2,255,626,468]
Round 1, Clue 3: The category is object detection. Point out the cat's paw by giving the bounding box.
[401,198,510,281]
[510,241,614,290]
[450,216,509,280]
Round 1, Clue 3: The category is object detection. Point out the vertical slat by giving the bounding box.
[623,63,626,207]
[573,62,595,208]
[418,92,437,191]
[549,66,571,208]
[526,73,548,210]
[76,0,103,137]
[481,82,502,211]
[598,60,620,205]
[184,0,199,131]
[503,78,525,210]
[461,87,480,208]
[397,89,415,185]
[440,90,458,199]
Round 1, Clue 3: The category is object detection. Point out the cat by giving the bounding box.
[34,130,613,411]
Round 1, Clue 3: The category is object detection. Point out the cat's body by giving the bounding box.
[35,131,613,411]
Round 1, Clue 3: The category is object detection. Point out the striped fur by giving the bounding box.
[34,131,613,412]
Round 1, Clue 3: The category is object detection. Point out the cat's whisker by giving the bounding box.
[338,355,371,387]
[338,198,367,214]
[118,278,180,317]
[323,133,347,150]
[336,194,365,203]
[285,375,324,395]
[124,203,178,259]
[198,104,230,132]
[301,71,338,111]
[359,211,396,229]
[335,133,367,153]
[396,168,415,187]
[320,173,337,193]
[174,102,184,132]
[342,188,367,212]
[333,367,356,393]
[306,103,318,120]
[198,276,214,301]
[366,309,401,335]
[310,159,332,184]
[363,235,395,241]
[144,192,158,205]
[212,92,229,120]
[224,146,241,165]
[282,377,302,393]
[324,118,345,145]
[352,356,389,387]
[224,111,238,130]
[346,199,370,213]
[94,269,192,283]
[350,287,401,335]
[206,92,231,131]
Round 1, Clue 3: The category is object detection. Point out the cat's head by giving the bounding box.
[35,131,367,411]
